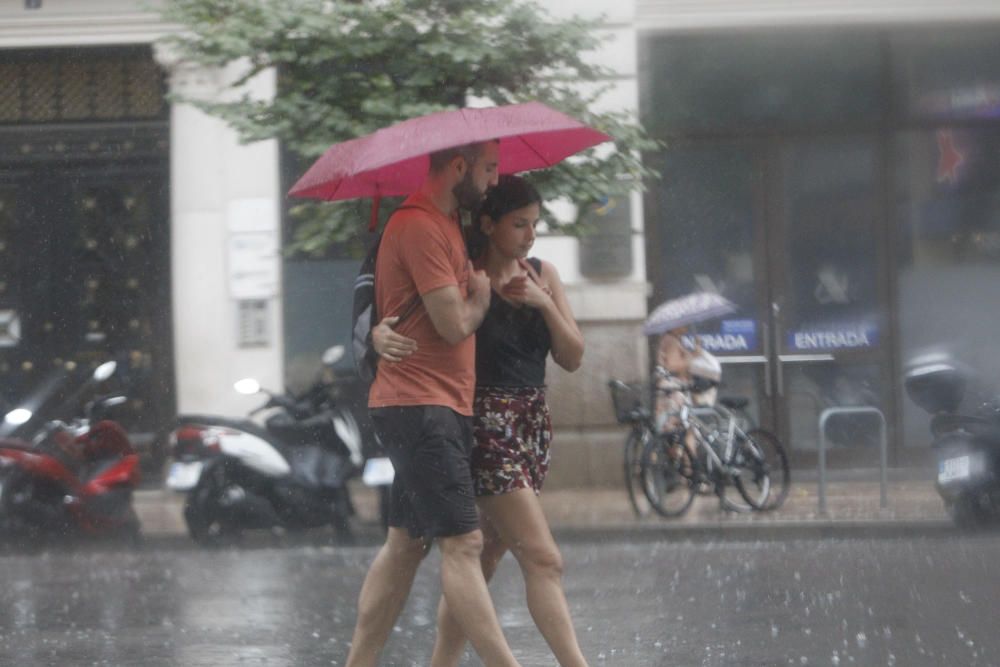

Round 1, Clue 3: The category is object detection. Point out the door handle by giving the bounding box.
[777,354,836,362]
[775,353,835,396]
[762,321,772,397]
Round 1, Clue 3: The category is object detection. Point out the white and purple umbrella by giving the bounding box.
[643,292,736,336]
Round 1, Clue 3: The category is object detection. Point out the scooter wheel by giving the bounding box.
[948,492,993,530]
[0,470,41,544]
[184,497,241,547]
[184,476,242,547]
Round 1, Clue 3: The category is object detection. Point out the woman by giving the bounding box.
[373,175,588,667]
[654,325,696,433]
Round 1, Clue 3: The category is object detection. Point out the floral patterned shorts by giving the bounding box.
[471,386,552,497]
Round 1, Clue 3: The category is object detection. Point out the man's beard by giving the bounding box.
[453,170,485,211]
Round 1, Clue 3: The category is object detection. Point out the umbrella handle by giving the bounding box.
[369,195,381,232]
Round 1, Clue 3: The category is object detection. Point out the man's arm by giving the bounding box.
[421,262,491,345]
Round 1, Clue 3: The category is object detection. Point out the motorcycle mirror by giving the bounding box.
[234,378,261,395]
[104,396,129,408]
[93,361,117,382]
[322,345,345,366]
[3,407,32,426]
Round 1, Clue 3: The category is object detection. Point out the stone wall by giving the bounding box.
[544,318,649,489]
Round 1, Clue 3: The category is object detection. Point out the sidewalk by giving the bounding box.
[135,477,955,547]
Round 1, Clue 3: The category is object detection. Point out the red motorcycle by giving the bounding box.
[0,361,142,543]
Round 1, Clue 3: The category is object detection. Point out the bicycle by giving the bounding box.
[643,368,791,517]
[607,379,658,517]
[608,373,791,518]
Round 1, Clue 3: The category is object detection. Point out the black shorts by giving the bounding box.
[370,405,479,539]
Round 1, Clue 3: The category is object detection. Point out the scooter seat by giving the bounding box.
[176,414,274,441]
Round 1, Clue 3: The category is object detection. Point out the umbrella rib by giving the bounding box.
[516,134,553,170]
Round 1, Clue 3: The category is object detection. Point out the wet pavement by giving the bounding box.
[2,533,999,666]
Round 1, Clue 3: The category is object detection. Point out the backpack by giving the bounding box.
[351,205,421,384]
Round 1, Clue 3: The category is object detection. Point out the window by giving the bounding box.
[641,31,884,134]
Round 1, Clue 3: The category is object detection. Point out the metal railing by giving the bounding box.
[817,406,888,516]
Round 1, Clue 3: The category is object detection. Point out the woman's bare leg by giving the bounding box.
[433,489,589,667]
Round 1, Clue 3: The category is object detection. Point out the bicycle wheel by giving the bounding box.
[686,420,752,512]
[624,427,653,518]
[640,434,696,518]
[733,428,791,511]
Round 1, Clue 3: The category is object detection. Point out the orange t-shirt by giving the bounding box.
[367,192,475,416]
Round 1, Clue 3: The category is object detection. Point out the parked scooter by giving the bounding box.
[166,346,364,545]
[0,361,142,543]
[904,351,1000,527]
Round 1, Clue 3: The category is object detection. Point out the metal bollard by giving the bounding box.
[817,406,888,516]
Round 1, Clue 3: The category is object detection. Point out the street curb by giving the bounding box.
[550,519,961,544]
[0,520,965,557]
[128,519,961,553]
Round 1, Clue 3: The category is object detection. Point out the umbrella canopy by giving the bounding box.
[288,101,610,202]
[643,292,737,336]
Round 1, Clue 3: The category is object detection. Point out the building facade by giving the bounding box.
[4,0,998,486]
[0,1,285,459]
[637,0,1000,472]
[0,0,645,487]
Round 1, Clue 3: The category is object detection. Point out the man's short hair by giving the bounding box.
[428,140,497,173]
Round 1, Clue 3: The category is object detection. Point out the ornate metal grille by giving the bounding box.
[0,47,166,125]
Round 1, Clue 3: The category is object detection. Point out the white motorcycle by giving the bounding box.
[166,346,364,545]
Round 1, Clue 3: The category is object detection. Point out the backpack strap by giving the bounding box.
[376,204,423,324]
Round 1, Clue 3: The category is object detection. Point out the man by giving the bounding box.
[345,140,521,667]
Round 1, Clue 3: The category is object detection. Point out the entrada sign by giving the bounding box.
[789,324,878,351]
[682,319,758,353]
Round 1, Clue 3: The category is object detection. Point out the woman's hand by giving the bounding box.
[372,316,418,362]
[501,274,552,308]
[501,260,552,309]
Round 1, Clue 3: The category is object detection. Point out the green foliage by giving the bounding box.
[160,0,660,256]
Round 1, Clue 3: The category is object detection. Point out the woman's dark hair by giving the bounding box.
[467,174,542,259]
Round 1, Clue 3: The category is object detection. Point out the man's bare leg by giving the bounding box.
[437,528,521,667]
[432,518,507,666]
[345,527,430,667]
[433,490,588,667]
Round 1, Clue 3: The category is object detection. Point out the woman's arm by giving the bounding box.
[536,261,584,372]
[371,316,418,362]
[499,259,584,372]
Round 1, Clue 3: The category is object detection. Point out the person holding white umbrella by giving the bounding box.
[644,292,735,434]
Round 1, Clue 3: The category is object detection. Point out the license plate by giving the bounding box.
[166,461,203,491]
[362,457,395,486]
[939,455,971,484]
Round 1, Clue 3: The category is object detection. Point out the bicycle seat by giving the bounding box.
[718,396,749,410]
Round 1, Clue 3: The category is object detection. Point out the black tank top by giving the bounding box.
[475,258,552,388]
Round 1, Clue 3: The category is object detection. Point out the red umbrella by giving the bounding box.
[288,101,610,226]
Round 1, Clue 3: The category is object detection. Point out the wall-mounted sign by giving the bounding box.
[579,196,633,279]
[237,299,270,347]
[227,198,278,233]
[682,318,757,354]
[789,323,878,351]
[228,232,279,300]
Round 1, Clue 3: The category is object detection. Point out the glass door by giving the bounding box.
[645,143,775,430]
[646,136,894,467]
[763,137,893,465]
